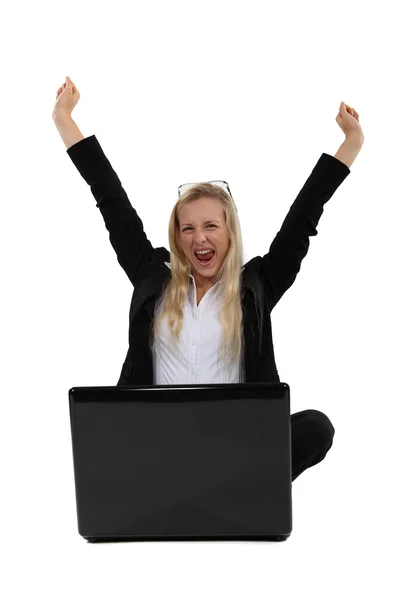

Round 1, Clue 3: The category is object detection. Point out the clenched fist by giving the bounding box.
[336,101,364,142]
[52,76,80,118]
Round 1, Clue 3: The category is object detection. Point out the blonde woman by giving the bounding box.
[53,76,363,482]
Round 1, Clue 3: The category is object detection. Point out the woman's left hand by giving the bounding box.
[336,101,364,143]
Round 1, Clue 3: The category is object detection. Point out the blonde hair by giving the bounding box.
[149,183,245,368]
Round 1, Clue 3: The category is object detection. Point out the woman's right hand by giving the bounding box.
[52,76,80,118]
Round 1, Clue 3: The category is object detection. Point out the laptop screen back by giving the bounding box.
[69,382,292,540]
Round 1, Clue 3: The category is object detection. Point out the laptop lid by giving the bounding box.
[68,382,292,542]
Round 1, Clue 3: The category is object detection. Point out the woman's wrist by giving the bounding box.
[52,109,72,122]
[345,132,364,148]
[53,111,85,150]
[334,135,364,169]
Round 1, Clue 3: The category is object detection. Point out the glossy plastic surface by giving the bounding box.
[69,383,292,542]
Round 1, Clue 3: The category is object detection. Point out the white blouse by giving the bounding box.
[151,262,245,385]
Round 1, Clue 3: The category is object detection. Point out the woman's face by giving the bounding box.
[178,197,230,287]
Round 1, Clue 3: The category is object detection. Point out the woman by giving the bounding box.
[53,76,364,481]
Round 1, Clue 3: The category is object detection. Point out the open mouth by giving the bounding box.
[194,250,215,267]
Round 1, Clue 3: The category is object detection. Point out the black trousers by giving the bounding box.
[291,409,335,481]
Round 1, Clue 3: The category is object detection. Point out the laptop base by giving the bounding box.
[85,533,290,543]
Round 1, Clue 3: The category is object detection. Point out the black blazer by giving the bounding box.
[66,135,350,386]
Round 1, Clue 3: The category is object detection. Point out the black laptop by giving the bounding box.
[68,382,292,543]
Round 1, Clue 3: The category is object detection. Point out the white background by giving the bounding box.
[2,0,399,597]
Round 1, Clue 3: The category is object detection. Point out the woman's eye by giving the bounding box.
[183,225,215,232]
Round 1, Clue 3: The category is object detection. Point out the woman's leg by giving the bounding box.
[291,409,335,481]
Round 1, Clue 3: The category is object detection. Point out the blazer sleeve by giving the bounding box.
[262,152,351,311]
[66,134,154,287]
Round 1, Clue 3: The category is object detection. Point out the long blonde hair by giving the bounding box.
[149,183,246,367]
